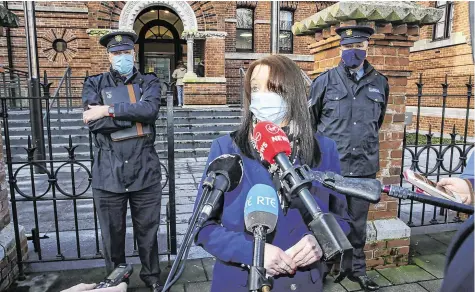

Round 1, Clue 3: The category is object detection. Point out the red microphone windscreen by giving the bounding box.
[252,121,291,164]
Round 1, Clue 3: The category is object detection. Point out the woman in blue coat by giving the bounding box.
[194,55,350,292]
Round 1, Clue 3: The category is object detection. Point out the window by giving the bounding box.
[433,1,454,41]
[52,39,67,53]
[279,10,293,54]
[236,8,254,52]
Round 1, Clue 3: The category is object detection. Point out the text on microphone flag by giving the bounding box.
[252,121,291,164]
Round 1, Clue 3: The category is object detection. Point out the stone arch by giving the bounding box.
[119,1,198,32]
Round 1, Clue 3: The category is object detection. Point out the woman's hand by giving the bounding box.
[437,177,472,204]
[286,235,322,268]
[264,243,297,276]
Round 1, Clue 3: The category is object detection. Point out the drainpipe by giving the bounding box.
[270,1,280,54]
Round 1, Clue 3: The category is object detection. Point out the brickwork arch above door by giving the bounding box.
[119,1,198,33]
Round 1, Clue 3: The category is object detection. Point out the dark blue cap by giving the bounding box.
[335,25,374,45]
[99,30,138,52]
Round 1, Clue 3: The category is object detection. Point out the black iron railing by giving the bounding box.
[399,74,474,227]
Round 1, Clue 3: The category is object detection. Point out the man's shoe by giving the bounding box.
[349,275,379,291]
[150,282,164,292]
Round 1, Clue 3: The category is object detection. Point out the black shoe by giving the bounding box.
[150,282,164,292]
[349,275,379,291]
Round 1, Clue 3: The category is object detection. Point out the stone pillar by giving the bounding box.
[293,2,443,269]
[184,37,197,79]
[0,132,27,291]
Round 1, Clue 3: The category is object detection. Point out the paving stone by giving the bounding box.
[412,254,446,278]
[340,270,392,291]
[322,279,347,292]
[377,265,435,285]
[418,279,443,292]
[378,283,428,292]
[410,234,448,256]
[201,258,216,281]
[427,231,457,245]
[174,259,207,284]
[185,281,211,292]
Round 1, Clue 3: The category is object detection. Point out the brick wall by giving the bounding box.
[204,38,225,77]
[407,1,474,136]
[184,82,226,105]
[365,238,410,269]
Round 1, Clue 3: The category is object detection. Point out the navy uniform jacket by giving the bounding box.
[194,134,350,292]
[82,68,162,193]
[309,61,389,177]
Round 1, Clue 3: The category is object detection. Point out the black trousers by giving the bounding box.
[346,173,376,276]
[93,183,162,286]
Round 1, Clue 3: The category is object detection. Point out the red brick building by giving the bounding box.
[0,1,329,105]
[407,1,474,136]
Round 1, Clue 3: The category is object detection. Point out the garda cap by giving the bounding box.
[99,30,138,52]
[335,25,374,45]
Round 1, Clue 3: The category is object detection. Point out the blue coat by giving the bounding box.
[194,134,350,292]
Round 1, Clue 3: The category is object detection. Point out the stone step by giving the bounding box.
[6,140,213,154]
[10,148,211,161]
[4,123,239,136]
[5,115,242,127]
[6,107,243,120]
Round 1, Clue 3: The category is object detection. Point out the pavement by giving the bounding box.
[8,230,455,292]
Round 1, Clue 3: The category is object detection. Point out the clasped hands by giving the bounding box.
[264,234,322,277]
[83,105,110,124]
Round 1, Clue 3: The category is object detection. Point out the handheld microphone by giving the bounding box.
[383,185,474,215]
[197,154,244,227]
[311,170,381,203]
[244,184,279,292]
[252,121,353,283]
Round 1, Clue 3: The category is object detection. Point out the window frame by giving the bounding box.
[432,1,454,41]
[278,9,294,54]
[236,7,254,52]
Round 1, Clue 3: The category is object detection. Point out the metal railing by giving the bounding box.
[399,74,474,227]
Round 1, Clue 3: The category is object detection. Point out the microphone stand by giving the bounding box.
[248,225,272,292]
[163,174,217,291]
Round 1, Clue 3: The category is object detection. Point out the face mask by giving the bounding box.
[250,92,288,125]
[112,54,134,75]
[341,49,366,69]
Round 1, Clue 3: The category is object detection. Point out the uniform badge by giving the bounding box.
[114,35,122,42]
[369,87,381,93]
[346,29,352,36]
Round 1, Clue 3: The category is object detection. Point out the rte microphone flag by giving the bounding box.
[244,184,279,233]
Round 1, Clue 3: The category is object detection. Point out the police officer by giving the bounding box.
[309,26,389,291]
[82,30,163,292]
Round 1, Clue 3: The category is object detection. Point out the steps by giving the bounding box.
[2,107,243,161]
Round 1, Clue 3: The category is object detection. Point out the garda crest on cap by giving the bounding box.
[114,35,122,42]
[346,29,352,36]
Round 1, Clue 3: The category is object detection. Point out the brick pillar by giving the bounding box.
[204,37,226,77]
[0,130,27,291]
[300,11,442,269]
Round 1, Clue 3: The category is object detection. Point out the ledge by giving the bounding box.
[293,1,444,36]
[411,32,468,52]
[86,29,112,37]
[225,52,313,62]
[371,218,411,241]
[184,77,227,84]
[0,223,26,262]
[6,3,88,13]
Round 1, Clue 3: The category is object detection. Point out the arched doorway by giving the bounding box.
[133,6,185,85]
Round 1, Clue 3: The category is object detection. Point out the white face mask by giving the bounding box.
[250,92,288,125]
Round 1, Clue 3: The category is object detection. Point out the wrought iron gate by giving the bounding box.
[0,68,177,276]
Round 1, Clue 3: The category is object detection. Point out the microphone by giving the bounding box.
[383,185,474,215]
[311,170,381,203]
[252,121,353,283]
[163,154,243,292]
[196,154,244,227]
[244,184,279,292]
